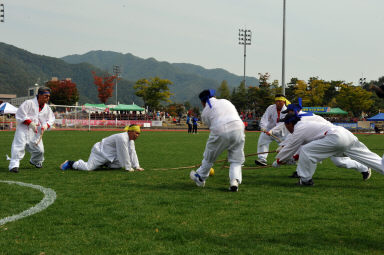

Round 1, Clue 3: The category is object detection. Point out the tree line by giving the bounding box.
[45,70,384,118]
[218,73,384,117]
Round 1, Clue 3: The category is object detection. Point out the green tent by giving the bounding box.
[84,103,107,110]
[316,107,348,115]
[110,104,145,111]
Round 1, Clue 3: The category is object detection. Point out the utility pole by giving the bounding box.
[238,29,251,86]
[282,0,286,95]
[0,4,4,22]
[113,65,120,105]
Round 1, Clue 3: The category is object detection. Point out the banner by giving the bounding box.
[56,119,152,127]
[302,107,330,113]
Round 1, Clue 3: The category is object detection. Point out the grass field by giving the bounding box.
[1,130,384,254]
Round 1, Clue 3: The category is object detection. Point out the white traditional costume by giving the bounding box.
[256,97,288,164]
[9,97,55,171]
[190,90,245,191]
[276,119,383,183]
[71,132,140,171]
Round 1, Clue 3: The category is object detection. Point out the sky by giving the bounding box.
[1,0,383,86]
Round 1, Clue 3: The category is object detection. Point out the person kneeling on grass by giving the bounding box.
[60,124,144,172]
[190,89,245,192]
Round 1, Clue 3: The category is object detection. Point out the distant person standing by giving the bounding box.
[8,87,55,173]
[186,114,192,133]
[192,115,198,134]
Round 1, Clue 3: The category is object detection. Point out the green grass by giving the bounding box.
[1,130,384,254]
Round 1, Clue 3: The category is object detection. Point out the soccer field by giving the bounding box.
[1,130,384,254]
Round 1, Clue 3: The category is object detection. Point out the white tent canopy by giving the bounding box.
[0,102,18,114]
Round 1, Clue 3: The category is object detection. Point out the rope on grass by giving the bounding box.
[152,150,277,171]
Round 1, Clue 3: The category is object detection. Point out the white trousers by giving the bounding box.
[196,129,245,183]
[257,132,280,163]
[330,156,368,173]
[73,145,121,171]
[9,127,44,170]
[297,128,383,182]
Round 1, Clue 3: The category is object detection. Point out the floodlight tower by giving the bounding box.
[0,4,4,22]
[238,29,251,86]
[359,77,366,87]
[113,65,120,105]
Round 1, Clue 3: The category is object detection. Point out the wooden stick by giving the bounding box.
[244,150,277,158]
[152,151,277,171]
[35,131,44,146]
[152,164,201,171]
[263,130,282,143]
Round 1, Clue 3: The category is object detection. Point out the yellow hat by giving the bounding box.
[124,125,141,133]
[275,94,291,105]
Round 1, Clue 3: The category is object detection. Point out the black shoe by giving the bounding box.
[255,159,267,166]
[297,179,314,186]
[289,171,300,178]
[9,167,19,173]
[362,168,372,181]
[30,160,42,168]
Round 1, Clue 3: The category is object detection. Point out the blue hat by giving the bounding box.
[279,112,301,124]
[199,89,216,108]
[282,103,302,114]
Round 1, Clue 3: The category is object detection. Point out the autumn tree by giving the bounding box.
[166,103,185,117]
[92,71,117,104]
[258,72,271,88]
[217,80,231,99]
[134,77,173,111]
[336,85,374,116]
[46,79,79,105]
[307,79,330,106]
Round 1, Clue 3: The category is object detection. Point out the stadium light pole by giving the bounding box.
[238,29,251,86]
[359,77,366,87]
[0,4,4,22]
[113,65,120,105]
[281,0,286,95]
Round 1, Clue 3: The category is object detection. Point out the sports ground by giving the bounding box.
[1,130,384,254]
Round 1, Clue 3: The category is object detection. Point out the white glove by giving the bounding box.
[135,167,144,171]
[276,145,284,153]
[41,124,48,132]
[272,160,280,168]
[29,122,38,133]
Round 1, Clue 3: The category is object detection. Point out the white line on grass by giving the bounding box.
[0,180,57,226]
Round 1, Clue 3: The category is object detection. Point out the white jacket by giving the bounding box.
[276,120,337,163]
[259,104,287,131]
[201,98,244,135]
[96,132,140,170]
[16,97,55,128]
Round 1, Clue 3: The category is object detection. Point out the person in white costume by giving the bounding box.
[190,89,245,191]
[255,94,290,166]
[274,113,383,186]
[271,103,371,180]
[60,125,144,172]
[8,87,55,173]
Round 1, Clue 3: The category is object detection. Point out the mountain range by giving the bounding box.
[0,42,259,105]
